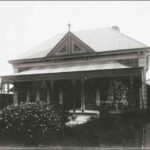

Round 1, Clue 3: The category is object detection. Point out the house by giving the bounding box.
[1,26,150,113]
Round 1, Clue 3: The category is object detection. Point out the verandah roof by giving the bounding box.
[6,61,130,76]
[1,61,142,83]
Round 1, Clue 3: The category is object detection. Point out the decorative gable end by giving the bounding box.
[47,32,94,57]
[71,33,94,54]
[47,33,69,56]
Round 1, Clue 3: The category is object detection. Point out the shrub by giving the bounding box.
[0,102,71,145]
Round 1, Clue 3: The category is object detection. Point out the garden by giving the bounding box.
[0,102,148,148]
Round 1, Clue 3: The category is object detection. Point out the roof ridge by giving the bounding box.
[109,27,148,47]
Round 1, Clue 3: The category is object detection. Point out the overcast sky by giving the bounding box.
[1,1,150,79]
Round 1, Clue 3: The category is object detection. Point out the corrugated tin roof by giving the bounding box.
[7,61,130,76]
[15,33,66,60]
[14,26,148,60]
[74,27,147,52]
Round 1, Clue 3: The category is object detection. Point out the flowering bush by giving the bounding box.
[0,102,71,145]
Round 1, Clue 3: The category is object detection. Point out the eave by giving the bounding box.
[8,47,150,65]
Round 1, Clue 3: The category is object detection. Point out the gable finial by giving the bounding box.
[68,23,71,32]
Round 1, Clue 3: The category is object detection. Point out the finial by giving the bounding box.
[68,23,71,32]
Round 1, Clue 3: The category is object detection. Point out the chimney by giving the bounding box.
[112,26,120,32]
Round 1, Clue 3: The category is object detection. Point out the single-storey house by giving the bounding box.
[1,26,150,113]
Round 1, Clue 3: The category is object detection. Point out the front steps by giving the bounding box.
[66,110,100,126]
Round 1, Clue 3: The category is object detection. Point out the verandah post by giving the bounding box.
[139,74,144,109]
[81,77,85,113]
[26,90,30,102]
[72,78,75,113]
[7,83,9,106]
[50,80,54,104]
[130,76,133,107]
[36,89,40,102]
[13,83,18,106]
[47,87,50,104]
[139,70,147,109]
[140,69,147,109]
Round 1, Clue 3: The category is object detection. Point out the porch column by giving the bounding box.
[81,78,85,112]
[138,52,148,109]
[141,70,147,109]
[7,83,10,105]
[139,71,147,109]
[36,89,40,102]
[26,90,30,102]
[50,80,54,103]
[46,88,50,104]
[130,76,133,105]
[96,88,101,106]
[59,89,63,105]
[13,91,18,106]
[139,85,143,109]
[13,84,18,106]
[72,79,75,112]
[7,83,9,94]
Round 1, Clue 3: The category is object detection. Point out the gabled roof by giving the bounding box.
[13,26,148,60]
[74,27,147,52]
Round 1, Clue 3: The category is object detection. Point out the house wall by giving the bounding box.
[8,48,149,110]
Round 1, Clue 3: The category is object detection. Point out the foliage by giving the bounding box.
[0,102,71,145]
[0,101,147,147]
[63,110,146,147]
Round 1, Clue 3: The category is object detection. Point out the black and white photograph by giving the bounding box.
[0,1,150,149]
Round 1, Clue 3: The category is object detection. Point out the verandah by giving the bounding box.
[11,76,141,113]
[1,67,146,111]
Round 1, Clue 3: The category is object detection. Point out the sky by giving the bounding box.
[1,1,150,79]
